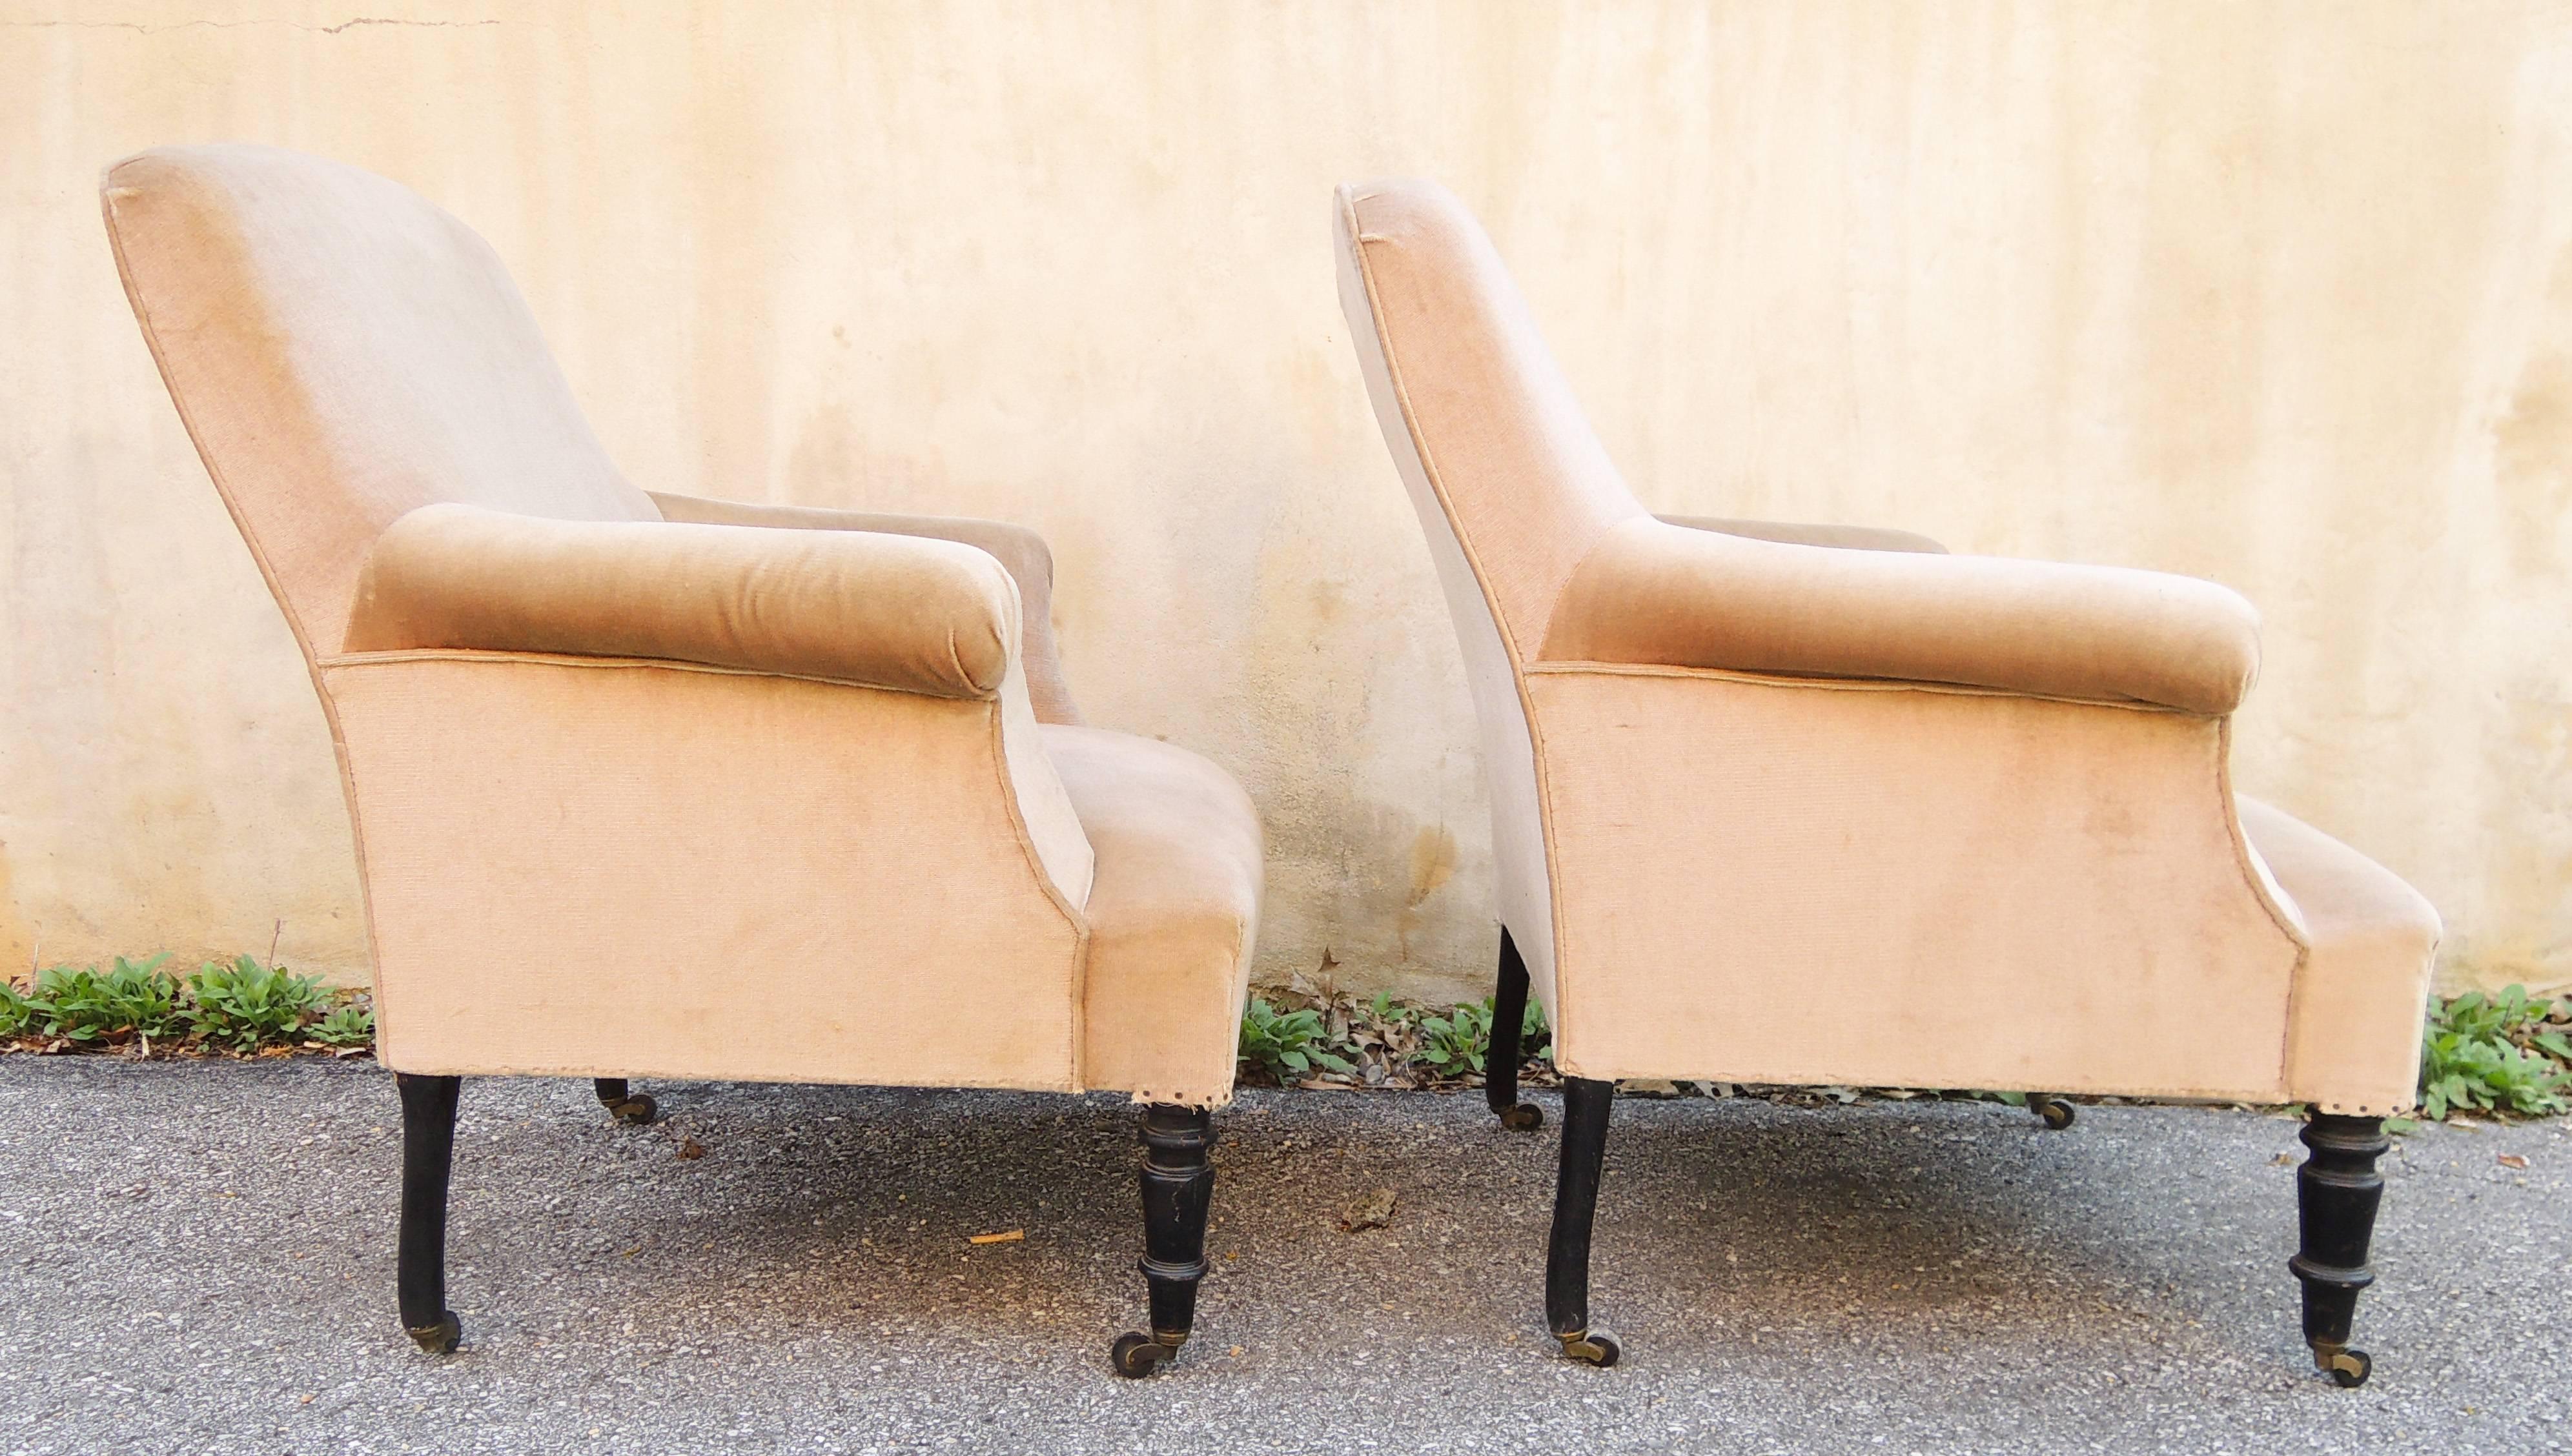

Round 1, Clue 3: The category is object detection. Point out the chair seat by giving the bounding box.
[2237,796,2441,1114]
[1045,725,1263,1106]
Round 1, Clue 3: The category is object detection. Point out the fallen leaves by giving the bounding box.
[2498,1153,2529,1169]
[1338,1187,1397,1233]
[675,1137,706,1160]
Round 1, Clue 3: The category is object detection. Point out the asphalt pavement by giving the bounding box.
[0,1057,2564,1455]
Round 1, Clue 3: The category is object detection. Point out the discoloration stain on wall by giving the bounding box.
[8,0,2572,998]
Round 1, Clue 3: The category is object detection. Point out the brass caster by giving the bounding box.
[2316,1344,2372,1388]
[1110,1330,1181,1378]
[2032,1095,2076,1131]
[1557,1327,1622,1368]
[604,1093,657,1126]
[406,1310,461,1355]
[1498,1102,1545,1132]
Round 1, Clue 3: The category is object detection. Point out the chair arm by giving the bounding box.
[344,502,1020,699]
[648,491,1082,724]
[1541,515,2260,714]
[1657,514,1947,555]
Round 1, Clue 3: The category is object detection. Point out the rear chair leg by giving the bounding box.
[2289,1113,2389,1388]
[396,1073,463,1354]
[594,1078,658,1125]
[1546,1075,1620,1366]
[1487,930,1544,1131]
[1110,1104,1216,1377]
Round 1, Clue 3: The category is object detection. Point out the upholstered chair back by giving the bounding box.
[1332,181,1648,657]
[1333,179,1648,993]
[103,145,658,658]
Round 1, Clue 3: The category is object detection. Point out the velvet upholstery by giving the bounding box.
[105,143,1260,1107]
[1336,177,2436,1116]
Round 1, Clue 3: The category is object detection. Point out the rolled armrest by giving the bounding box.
[1542,515,2259,714]
[344,502,1020,698]
[1658,514,1946,555]
[649,491,1082,724]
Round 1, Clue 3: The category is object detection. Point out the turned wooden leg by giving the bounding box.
[1110,1104,1215,1377]
[593,1077,658,1125]
[396,1073,462,1354]
[2289,1113,2388,1388]
[1545,1075,1620,1366]
[1486,930,1544,1131]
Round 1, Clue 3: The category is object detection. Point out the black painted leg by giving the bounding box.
[1545,1076,1620,1366]
[1486,931,1544,1131]
[1110,1104,1215,1378]
[396,1073,462,1355]
[593,1077,658,1125]
[2289,1113,2388,1388]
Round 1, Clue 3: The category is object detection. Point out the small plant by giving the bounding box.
[1417,999,1495,1078]
[184,955,332,1053]
[27,955,187,1044]
[307,1000,376,1048]
[0,977,34,1039]
[2419,985,2570,1120]
[1239,996,1356,1084]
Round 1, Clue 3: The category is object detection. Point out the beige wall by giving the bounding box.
[6,1,2571,1000]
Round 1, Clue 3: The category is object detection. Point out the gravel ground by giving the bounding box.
[0,1057,2564,1455]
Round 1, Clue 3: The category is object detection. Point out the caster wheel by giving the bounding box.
[1498,1102,1545,1132]
[406,1310,461,1355]
[1559,1327,1622,1368]
[1110,1331,1178,1378]
[606,1093,658,1126]
[2321,1347,2371,1388]
[2034,1097,2076,1131]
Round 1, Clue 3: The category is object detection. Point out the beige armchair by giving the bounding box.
[102,143,1261,1377]
[1334,178,2436,1385]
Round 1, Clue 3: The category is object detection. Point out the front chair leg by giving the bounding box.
[593,1077,658,1125]
[395,1073,463,1354]
[1111,1104,1216,1378]
[1486,930,1544,1131]
[1546,1076,1620,1366]
[2289,1113,2389,1388]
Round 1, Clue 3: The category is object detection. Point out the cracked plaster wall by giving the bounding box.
[6,1,2572,999]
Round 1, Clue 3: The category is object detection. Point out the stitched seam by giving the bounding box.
[320,647,999,700]
[1343,187,1578,1060]
[1527,660,2212,713]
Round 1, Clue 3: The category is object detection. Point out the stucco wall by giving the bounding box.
[6,1,2571,998]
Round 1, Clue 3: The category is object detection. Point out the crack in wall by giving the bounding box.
[3,17,504,34]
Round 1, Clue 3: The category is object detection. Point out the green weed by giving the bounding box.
[1238,996,1356,1084]
[2419,985,2570,1120]
[183,955,332,1052]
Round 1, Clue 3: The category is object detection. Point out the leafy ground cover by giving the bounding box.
[0,953,373,1057]
[1240,976,2572,1124]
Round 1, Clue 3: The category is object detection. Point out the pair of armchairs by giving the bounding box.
[104,145,2436,1388]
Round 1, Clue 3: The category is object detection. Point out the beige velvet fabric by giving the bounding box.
[107,143,1259,1107]
[1045,726,1264,1105]
[1660,516,1947,556]
[101,145,660,657]
[327,655,1090,1086]
[1548,515,2261,714]
[1336,176,2436,1114]
[349,503,1024,699]
[648,492,1083,725]
[2238,798,2443,1115]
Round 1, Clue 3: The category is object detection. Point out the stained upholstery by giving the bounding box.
[106,143,1259,1107]
[1335,176,2437,1115]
